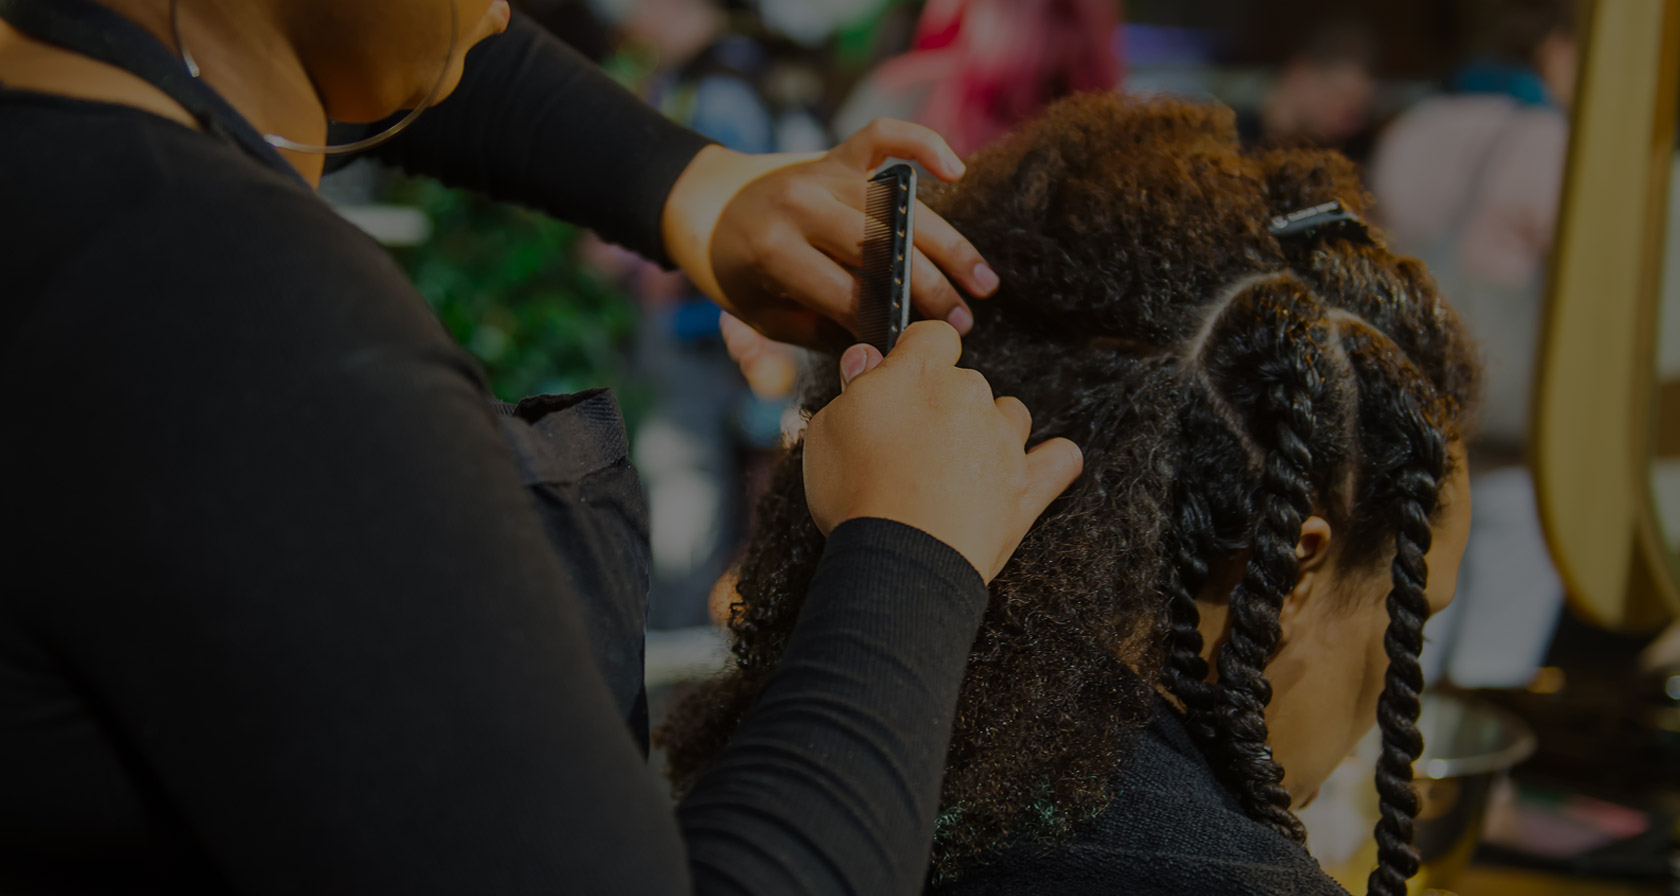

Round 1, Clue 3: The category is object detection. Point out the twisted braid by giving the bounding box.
[1164,382,1265,755]
[1199,278,1340,843]
[1367,455,1437,896]
[1335,321,1452,896]
[1163,494,1219,748]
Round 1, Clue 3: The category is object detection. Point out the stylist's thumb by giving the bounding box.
[1019,437,1084,523]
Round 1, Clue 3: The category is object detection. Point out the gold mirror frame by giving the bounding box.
[1639,0,1680,618]
[1532,0,1680,630]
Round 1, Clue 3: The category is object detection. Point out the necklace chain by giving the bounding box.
[166,0,457,156]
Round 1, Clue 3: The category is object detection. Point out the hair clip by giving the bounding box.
[1267,200,1372,244]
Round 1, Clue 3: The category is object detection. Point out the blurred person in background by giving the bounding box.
[1233,16,1378,162]
[1368,0,1577,688]
[833,0,1123,156]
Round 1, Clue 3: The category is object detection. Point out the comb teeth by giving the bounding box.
[858,164,915,355]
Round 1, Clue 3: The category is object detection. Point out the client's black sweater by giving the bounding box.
[932,702,1353,896]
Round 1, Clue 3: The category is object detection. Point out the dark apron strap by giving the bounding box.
[495,391,632,487]
[0,0,305,184]
[497,389,654,755]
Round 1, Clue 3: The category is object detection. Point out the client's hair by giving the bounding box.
[659,94,1478,896]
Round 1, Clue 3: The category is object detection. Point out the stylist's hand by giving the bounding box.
[803,322,1083,583]
[661,121,1000,348]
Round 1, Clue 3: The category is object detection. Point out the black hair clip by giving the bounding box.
[1267,200,1372,244]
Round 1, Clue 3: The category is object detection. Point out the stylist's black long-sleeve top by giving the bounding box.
[0,15,988,895]
[362,12,713,263]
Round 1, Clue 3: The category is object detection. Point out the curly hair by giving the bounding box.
[657,94,1479,894]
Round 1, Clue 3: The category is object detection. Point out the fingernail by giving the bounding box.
[972,263,1000,294]
[946,153,966,177]
[947,305,974,334]
[840,346,868,383]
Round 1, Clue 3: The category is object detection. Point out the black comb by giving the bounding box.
[858,163,916,355]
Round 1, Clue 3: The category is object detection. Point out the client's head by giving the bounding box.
[660,93,1480,891]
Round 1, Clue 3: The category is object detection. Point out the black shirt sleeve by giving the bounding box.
[360,11,714,264]
[5,123,985,895]
[680,519,988,893]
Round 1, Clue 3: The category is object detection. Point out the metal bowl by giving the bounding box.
[1301,692,1537,893]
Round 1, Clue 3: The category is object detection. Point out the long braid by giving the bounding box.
[1166,388,1266,753]
[1212,474,1305,840]
[1163,492,1220,747]
[1335,322,1451,896]
[1367,455,1437,896]
[1200,280,1337,843]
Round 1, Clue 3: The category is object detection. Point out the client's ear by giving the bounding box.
[1277,516,1335,646]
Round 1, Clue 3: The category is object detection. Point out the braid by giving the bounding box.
[1367,455,1437,896]
[1212,458,1306,840]
[1163,496,1219,748]
[1335,322,1452,896]
[1165,387,1261,752]
[1199,279,1338,843]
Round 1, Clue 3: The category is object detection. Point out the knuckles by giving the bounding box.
[996,395,1032,429]
[955,367,995,404]
[738,224,785,275]
[766,176,823,219]
[860,118,896,144]
[911,255,958,306]
[921,227,968,267]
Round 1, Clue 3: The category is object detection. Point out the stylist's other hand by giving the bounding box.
[661,121,999,348]
[803,321,1083,583]
[720,311,799,399]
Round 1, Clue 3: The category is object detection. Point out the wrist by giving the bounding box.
[824,517,989,594]
[660,144,734,300]
[829,502,991,584]
[659,145,823,307]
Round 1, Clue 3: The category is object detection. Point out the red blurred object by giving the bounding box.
[872,0,1123,156]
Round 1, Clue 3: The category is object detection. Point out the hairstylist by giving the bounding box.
[0,1,1083,894]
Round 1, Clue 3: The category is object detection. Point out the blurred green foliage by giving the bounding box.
[387,176,646,411]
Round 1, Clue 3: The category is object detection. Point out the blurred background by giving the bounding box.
[319,1,1680,892]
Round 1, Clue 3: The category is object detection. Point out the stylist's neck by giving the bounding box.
[105,0,327,183]
[0,1,328,185]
